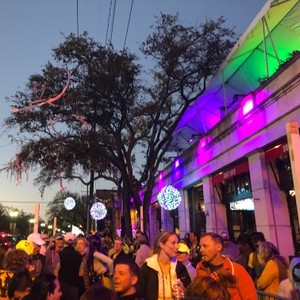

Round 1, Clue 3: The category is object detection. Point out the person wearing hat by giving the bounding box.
[54,232,82,300]
[219,231,239,261]
[16,240,34,257]
[27,233,46,277]
[176,243,197,282]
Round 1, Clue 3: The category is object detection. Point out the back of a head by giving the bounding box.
[251,232,265,244]
[3,249,29,272]
[290,257,300,283]
[80,285,118,300]
[137,234,148,245]
[184,276,230,300]
[8,269,32,298]
[64,232,76,245]
[88,235,101,251]
[27,273,56,300]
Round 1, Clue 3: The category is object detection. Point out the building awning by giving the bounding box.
[173,0,300,151]
[212,161,249,185]
[265,143,289,162]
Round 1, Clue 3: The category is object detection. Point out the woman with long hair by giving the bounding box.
[87,235,114,289]
[256,241,289,296]
[136,231,190,300]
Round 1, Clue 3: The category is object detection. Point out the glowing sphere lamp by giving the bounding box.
[90,202,107,220]
[158,185,182,210]
[64,197,76,210]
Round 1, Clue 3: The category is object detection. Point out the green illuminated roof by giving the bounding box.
[176,0,300,149]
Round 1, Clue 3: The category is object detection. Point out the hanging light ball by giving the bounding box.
[90,202,107,220]
[64,197,76,210]
[158,185,182,210]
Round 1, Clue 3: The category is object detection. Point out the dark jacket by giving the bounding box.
[136,255,190,300]
[58,245,82,286]
[112,249,132,267]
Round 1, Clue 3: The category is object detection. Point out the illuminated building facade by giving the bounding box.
[150,0,300,259]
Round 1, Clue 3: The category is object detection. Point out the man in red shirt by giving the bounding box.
[196,232,257,300]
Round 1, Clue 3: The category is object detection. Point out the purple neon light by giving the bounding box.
[243,99,253,115]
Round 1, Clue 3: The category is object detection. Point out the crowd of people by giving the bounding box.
[0,229,299,300]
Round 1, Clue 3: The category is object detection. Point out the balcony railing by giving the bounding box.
[257,290,289,300]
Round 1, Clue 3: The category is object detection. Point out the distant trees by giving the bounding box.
[0,204,34,236]
[46,191,87,232]
[4,14,236,236]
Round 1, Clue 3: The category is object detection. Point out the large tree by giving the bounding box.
[4,14,236,236]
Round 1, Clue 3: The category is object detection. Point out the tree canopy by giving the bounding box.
[4,14,236,236]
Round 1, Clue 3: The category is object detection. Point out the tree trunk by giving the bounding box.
[122,190,133,239]
[86,169,94,235]
[143,200,150,236]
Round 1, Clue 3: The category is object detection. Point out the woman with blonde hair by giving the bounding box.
[136,231,190,300]
[256,241,289,296]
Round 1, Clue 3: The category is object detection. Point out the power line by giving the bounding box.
[105,0,116,46]
[76,0,80,37]
[0,142,13,148]
[109,0,117,45]
[105,0,113,46]
[123,0,135,50]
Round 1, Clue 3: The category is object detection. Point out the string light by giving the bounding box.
[90,202,107,220]
[158,185,182,210]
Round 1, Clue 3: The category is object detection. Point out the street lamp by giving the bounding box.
[9,211,19,218]
[47,224,53,236]
[9,210,19,235]
[28,218,35,234]
[40,222,46,234]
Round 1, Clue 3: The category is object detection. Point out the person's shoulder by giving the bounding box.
[232,260,249,272]
[265,258,278,268]
[38,253,46,261]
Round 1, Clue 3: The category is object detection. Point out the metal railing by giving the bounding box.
[257,290,289,300]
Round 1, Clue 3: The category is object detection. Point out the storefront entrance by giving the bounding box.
[187,184,206,235]
[213,161,257,241]
[228,208,256,241]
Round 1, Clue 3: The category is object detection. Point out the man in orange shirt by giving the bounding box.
[196,232,257,300]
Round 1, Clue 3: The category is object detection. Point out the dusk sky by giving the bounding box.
[0,0,267,219]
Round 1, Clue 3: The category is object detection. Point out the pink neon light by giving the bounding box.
[243,99,253,115]
[175,159,180,168]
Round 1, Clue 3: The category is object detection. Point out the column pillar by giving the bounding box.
[248,151,293,259]
[203,176,227,233]
[178,190,190,238]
